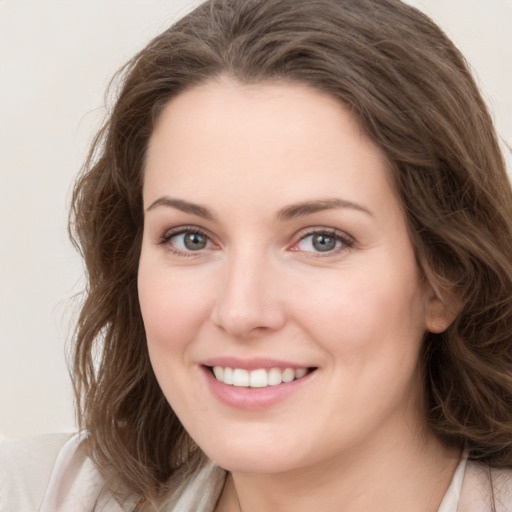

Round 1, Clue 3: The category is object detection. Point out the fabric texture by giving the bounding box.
[2,432,512,511]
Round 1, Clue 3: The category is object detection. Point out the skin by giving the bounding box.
[138,77,459,512]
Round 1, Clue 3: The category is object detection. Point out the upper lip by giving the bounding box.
[202,357,315,371]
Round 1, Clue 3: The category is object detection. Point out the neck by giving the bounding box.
[217,428,460,512]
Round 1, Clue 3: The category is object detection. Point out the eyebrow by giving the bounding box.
[146,197,215,220]
[145,196,372,221]
[277,198,373,220]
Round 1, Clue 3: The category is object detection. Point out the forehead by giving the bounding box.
[143,78,397,216]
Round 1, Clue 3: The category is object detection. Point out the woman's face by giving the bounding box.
[138,78,446,474]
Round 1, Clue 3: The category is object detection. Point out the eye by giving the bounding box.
[292,229,353,254]
[160,228,215,254]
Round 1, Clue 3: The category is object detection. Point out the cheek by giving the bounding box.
[137,265,213,414]
[291,261,427,359]
[137,263,213,358]
[297,266,428,425]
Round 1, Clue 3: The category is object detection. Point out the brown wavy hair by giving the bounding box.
[70,0,512,507]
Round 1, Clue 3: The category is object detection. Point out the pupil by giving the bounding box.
[312,234,336,252]
[184,233,207,250]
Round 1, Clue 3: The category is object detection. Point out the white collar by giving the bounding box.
[437,453,467,512]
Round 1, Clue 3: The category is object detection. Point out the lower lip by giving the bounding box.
[201,366,316,410]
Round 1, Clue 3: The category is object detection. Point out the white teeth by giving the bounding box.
[249,368,268,388]
[282,368,295,383]
[232,369,249,387]
[268,367,282,386]
[223,367,233,385]
[212,366,310,388]
[295,368,307,379]
[213,366,224,381]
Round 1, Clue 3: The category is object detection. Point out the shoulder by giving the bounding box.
[0,432,125,512]
[458,459,512,512]
[491,465,512,511]
[0,432,72,511]
[0,432,226,512]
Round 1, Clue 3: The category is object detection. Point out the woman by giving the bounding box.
[2,0,512,510]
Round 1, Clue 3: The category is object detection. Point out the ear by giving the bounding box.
[424,287,460,333]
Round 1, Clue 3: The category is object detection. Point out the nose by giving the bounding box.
[210,250,287,338]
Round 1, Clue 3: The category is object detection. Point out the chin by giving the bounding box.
[195,431,309,474]
[210,452,301,474]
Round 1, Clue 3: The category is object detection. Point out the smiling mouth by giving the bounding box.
[207,366,316,388]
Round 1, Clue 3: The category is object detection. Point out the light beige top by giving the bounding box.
[1,432,511,511]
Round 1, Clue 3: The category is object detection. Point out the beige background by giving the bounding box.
[0,0,510,437]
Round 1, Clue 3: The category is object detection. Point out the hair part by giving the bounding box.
[69,0,512,506]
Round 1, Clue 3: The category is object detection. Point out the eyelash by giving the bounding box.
[293,228,354,256]
[158,226,214,257]
[157,226,354,257]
